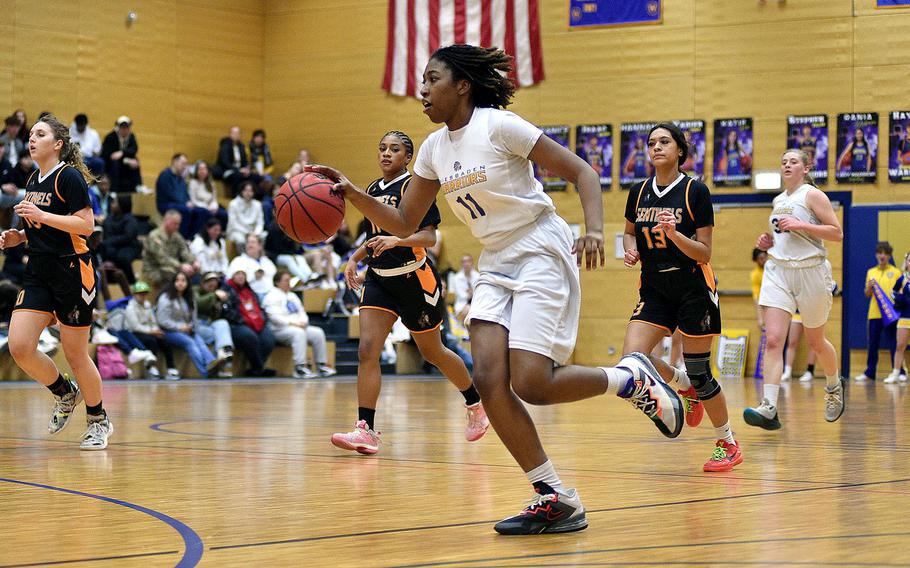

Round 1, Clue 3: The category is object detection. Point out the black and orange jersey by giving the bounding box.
[22,162,92,256]
[624,174,714,273]
[365,172,441,270]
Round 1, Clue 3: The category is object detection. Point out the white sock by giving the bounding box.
[673,366,691,390]
[763,383,780,407]
[783,365,792,376]
[601,367,632,396]
[526,460,562,490]
[826,374,840,389]
[714,421,736,445]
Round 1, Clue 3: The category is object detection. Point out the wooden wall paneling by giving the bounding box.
[853,12,910,66]
[853,0,910,16]
[694,0,854,26]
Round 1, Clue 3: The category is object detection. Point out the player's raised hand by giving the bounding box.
[572,231,604,270]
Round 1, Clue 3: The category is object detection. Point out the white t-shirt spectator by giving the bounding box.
[190,235,229,276]
[228,253,277,297]
[453,268,480,315]
[69,124,102,158]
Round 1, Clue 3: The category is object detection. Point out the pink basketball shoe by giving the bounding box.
[331,420,381,455]
[465,402,490,442]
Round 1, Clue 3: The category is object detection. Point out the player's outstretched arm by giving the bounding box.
[305,165,440,238]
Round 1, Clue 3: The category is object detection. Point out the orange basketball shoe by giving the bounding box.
[678,386,704,428]
[703,439,743,472]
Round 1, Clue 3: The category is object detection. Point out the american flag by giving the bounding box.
[382,0,545,97]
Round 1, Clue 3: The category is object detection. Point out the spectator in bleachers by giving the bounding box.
[297,149,310,165]
[215,126,255,195]
[0,116,25,169]
[88,174,113,224]
[0,279,20,350]
[10,109,28,145]
[304,241,340,290]
[0,153,25,219]
[88,226,131,301]
[142,209,199,289]
[124,281,174,379]
[249,129,274,180]
[265,223,316,285]
[276,160,303,187]
[263,270,336,379]
[332,220,354,259]
[194,272,234,377]
[226,181,266,251]
[188,160,227,227]
[222,268,276,377]
[156,271,215,379]
[0,245,25,285]
[100,194,141,284]
[452,253,479,323]
[228,233,277,297]
[191,217,230,276]
[101,116,142,193]
[69,113,104,176]
[5,153,36,189]
[156,153,210,239]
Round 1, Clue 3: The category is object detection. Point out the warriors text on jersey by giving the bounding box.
[22,162,91,256]
[624,174,714,272]
[413,107,555,248]
[364,172,441,270]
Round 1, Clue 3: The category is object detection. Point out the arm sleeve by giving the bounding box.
[60,168,92,214]
[692,182,715,228]
[491,111,543,159]
[413,137,437,180]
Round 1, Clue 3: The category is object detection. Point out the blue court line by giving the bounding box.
[0,478,203,568]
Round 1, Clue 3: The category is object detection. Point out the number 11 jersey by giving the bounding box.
[413,107,555,249]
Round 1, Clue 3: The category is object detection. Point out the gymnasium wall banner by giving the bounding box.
[620,122,655,189]
[786,115,829,184]
[877,0,910,7]
[674,120,706,181]
[569,0,661,29]
[575,124,613,190]
[888,111,910,183]
[836,112,878,184]
[713,118,753,188]
[534,125,570,191]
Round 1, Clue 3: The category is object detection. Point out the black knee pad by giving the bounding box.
[684,352,721,401]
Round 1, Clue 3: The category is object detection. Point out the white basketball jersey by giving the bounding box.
[767,184,827,262]
[413,107,556,248]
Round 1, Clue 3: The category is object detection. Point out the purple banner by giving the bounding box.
[674,120,706,181]
[877,0,910,7]
[575,124,613,190]
[872,280,900,326]
[889,111,910,183]
[569,0,661,28]
[787,115,829,184]
[713,118,753,187]
[620,122,655,189]
[836,112,878,184]
[534,125,571,191]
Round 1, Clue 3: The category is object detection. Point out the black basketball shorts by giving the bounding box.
[629,264,722,337]
[14,253,97,327]
[361,262,444,333]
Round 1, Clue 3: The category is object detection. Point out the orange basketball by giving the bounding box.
[273,172,345,244]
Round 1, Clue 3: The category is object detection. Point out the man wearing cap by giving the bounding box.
[69,113,104,176]
[101,115,141,193]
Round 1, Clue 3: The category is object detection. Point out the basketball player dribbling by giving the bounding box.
[331,130,489,454]
[309,44,686,535]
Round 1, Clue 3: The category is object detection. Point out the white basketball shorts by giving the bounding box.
[759,259,833,329]
[466,212,580,365]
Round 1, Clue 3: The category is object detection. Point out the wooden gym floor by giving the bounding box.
[0,375,908,568]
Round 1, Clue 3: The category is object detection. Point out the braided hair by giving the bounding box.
[430,44,515,109]
[381,130,414,157]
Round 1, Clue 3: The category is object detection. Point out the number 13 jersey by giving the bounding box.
[625,174,714,273]
[413,107,555,249]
